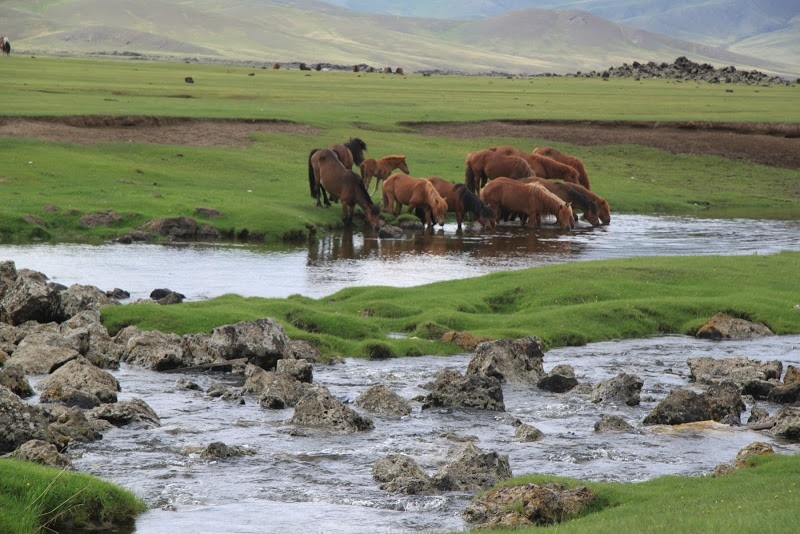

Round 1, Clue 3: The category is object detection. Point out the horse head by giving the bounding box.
[597,198,611,225]
[365,204,382,230]
[557,202,575,230]
[398,156,410,174]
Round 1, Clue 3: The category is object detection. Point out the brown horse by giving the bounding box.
[308,148,381,229]
[520,177,601,226]
[360,155,410,195]
[480,177,573,230]
[0,37,9,56]
[426,177,494,230]
[382,173,449,229]
[464,149,533,194]
[490,145,581,185]
[533,146,591,189]
[308,137,367,204]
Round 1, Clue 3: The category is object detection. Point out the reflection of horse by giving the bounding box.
[521,177,601,226]
[490,145,580,185]
[308,148,381,229]
[360,155,410,195]
[382,173,449,229]
[426,176,494,230]
[480,177,573,229]
[533,146,591,189]
[465,149,532,194]
[0,37,10,56]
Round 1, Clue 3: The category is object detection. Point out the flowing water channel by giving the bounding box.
[5,214,800,533]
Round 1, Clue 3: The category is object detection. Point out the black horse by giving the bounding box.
[0,37,10,56]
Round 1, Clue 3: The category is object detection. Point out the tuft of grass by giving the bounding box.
[0,459,146,534]
[101,251,800,357]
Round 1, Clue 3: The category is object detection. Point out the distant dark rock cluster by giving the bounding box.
[593,56,793,85]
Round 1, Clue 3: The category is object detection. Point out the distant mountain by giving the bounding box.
[1,0,797,78]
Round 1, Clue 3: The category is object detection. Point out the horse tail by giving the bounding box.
[308,148,319,198]
[465,158,477,193]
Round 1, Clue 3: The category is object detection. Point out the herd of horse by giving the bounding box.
[307,136,611,232]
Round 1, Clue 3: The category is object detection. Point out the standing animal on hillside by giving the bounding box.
[308,148,381,229]
[382,173,448,229]
[464,149,533,194]
[0,37,10,56]
[533,146,592,189]
[480,177,573,230]
[426,176,494,230]
[360,155,410,195]
[489,145,581,185]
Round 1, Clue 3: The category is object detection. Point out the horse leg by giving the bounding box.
[342,203,354,226]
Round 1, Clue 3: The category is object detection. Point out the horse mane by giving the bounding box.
[555,182,597,214]
[345,137,367,165]
[530,183,569,217]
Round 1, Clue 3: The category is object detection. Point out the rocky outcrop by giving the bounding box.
[37,356,121,407]
[420,368,505,411]
[591,373,643,406]
[642,382,745,426]
[694,313,774,340]
[5,330,81,375]
[200,318,289,370]
[243,364,310,408]
[114,326,187,371]
[432,442,512,491]
[466,337,544,384]
[372,454,436,494]
[0,387,63,453]
[355,384,412,417]
[688,355,781,386]
[598,57,790,86]
[289,385,373,433]
[463,483,595,528]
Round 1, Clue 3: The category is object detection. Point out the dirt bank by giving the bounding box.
[1,116,798,169]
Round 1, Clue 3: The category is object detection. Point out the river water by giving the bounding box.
[6,214,800,533]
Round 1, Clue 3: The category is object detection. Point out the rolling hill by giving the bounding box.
[0,0,797,78]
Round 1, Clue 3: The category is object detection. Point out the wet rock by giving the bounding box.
[106,288,130,300]
[0,386,63,453]
[767,383,800,404]
[59,284,119,318]
[463,483,595,528]
[201,441,257,459]
[149,288,185,305]
[688,355,782,388]
[355,384,412,417]
[46,406,105,443]
[0,364,34,398]
[766,406,800,440]
[784,365,800,386]
[89,398,160,428]
[59,310,119,369]
[695,313,774,340]
[706,382,746,424]
[372,454,436,494]
[467,336,545,385]
[114,326,186,371]
[594,414,636,432]
[643,388,712,425]
[747,406,770,424]
[276,358,313,383]
[244,364,310,407]
[286,339,322,363]
[537,364,578,393]
[290,385,373,433]
[420,368,505,411]
[141,216,221,240]
[377,225,404,239]
[37,356,121,407]
[432,442,512,491]
[5,439,72,469]
[591,373,643,406]
[201,318,289,370]
[514,421,544,442]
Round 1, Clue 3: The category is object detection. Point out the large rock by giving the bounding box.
[591,373,643,406]
[0,364,34,398]
[290,385,373,433]
[463,483,595,528]
[767,406,800,440]
[372,454,436,494]
[642,383,745,425]
[89,398,160,429]
[59,284,119,318]
[355,384,412,417]
[0,387,63,453]
[59,310,119,369]
[5,439,72,469]
[4,330,81,374]
[201,318,289,370]
[537,364,578,393]
[432,442,512,491]
[420,368,505,411]
[688,356,782,388]
[0,266,64,325]
[695,313,774,340]
[37,356,120,407]
[243,364,310,408]
[114,326,187,371]
[466,337,545,384]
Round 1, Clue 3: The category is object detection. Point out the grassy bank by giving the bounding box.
[0,459,146,533]
[484,453,799,533]
[101,251,800,358]
[1,56,799,243]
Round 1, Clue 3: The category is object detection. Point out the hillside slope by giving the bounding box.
[1,0,797,77]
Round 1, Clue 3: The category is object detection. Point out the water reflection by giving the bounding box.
[0,215,798,302]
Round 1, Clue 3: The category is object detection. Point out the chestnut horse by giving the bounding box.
[426,177,494,230]
[520,177,601,226]
[480,177,573,230]
[308,148,381,229]
[533,146,591,189]
[308,137,367,204]
[464,149,533,195]
[382,173,449,229]
[360,155,410,195]
[490,145,580,185]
